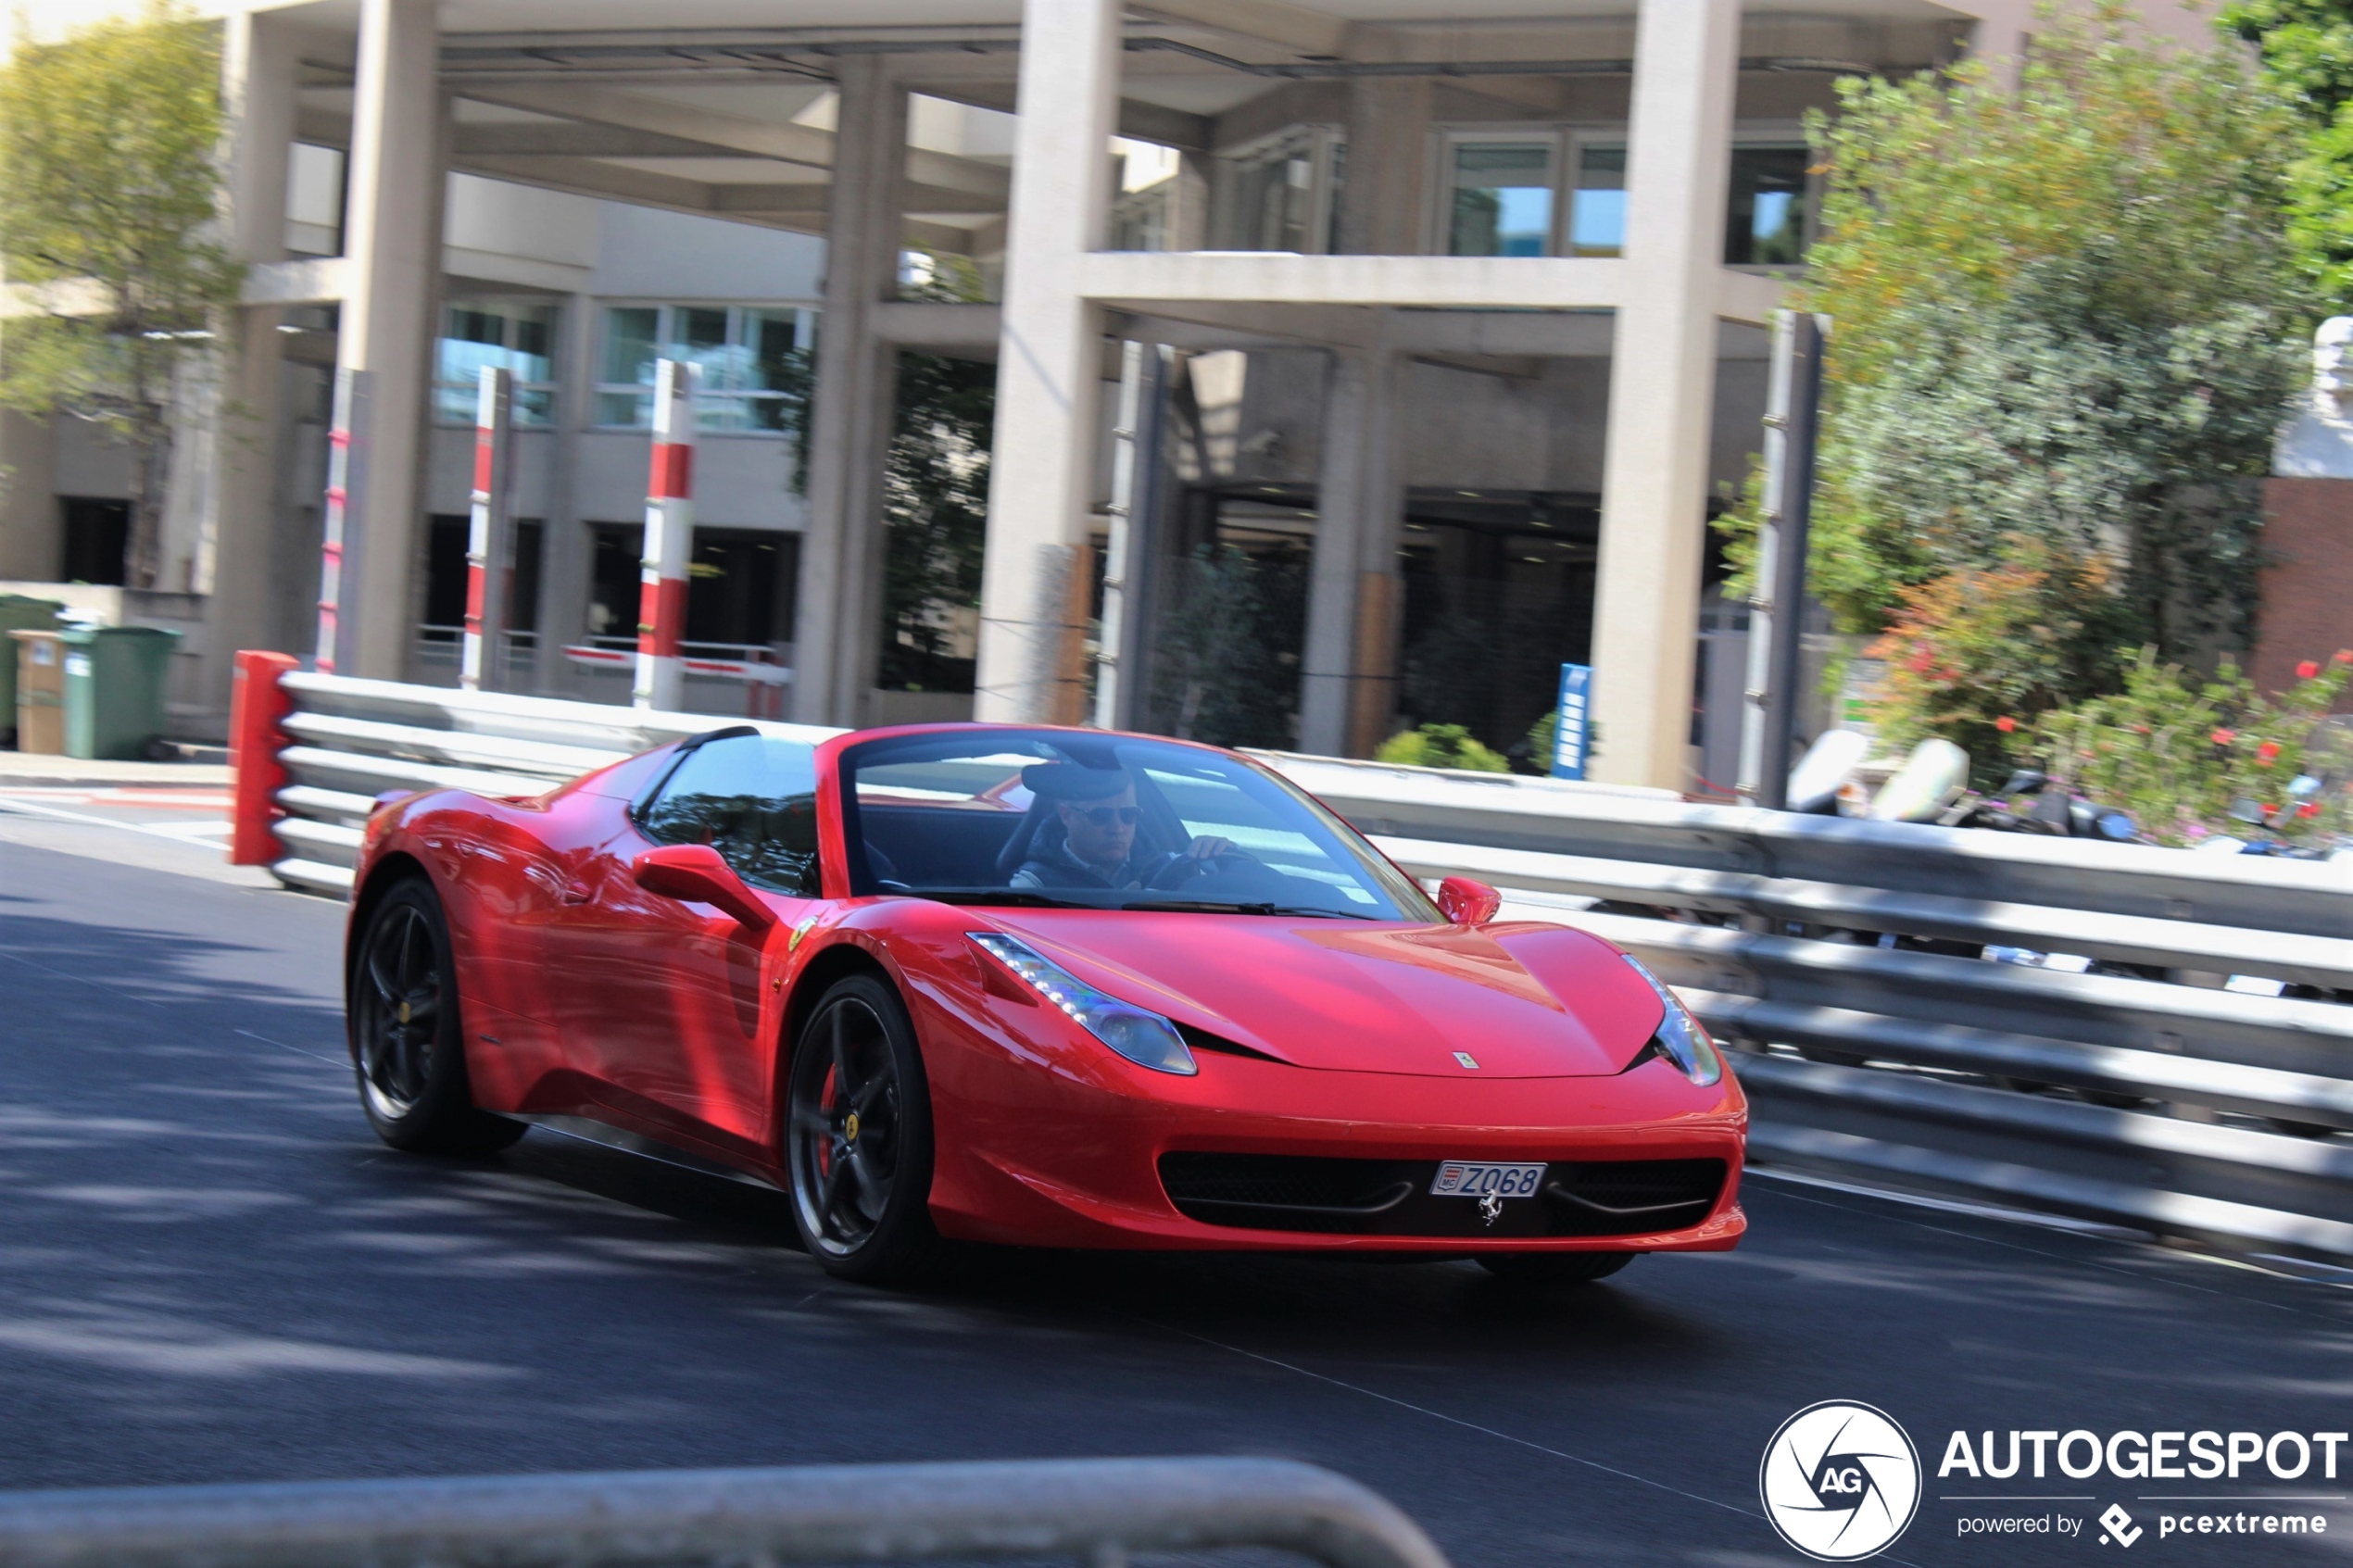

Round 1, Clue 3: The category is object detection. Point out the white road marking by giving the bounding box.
[0,796,227,846]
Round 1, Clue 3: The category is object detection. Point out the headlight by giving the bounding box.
[1620,954,1723,1086]
[969,933,1197,1076]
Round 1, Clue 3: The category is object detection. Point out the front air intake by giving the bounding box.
[1158,1153,1727,1238]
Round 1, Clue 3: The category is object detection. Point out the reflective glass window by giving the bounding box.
[434,300,560,426]
[595,305,813,433]
[1570,144,1627,257]
[1727,144,1811,266]
[640,734,823,897]
[1449,143,1554,257]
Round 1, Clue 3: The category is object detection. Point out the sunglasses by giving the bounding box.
[1069,805,1141,826]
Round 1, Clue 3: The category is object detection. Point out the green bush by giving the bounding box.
[2029,647,2353,845]
[1519,709,1557,774]
[1864,542,2133,783]
[1376,723,1511,773]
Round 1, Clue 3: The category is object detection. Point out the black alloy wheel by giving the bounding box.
[347,879,524,1155]
[786,973,940,1283]
[1478,1250,1636,1286]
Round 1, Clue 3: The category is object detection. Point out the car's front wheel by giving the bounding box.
[785,973,942,1284]
[347,878,525,1156]
[1478,1250,1635,1286]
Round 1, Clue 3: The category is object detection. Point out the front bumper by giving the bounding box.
[925,1039,1747,1253]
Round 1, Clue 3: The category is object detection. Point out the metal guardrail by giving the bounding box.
[1253,753,2353,1262]
[235,672,2353,1262]
[255,671,837,897]
[0,1457,1451,1568]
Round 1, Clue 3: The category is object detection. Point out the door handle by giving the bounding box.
[561,882,593,905]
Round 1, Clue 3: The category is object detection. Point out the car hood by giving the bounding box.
[985,910,1666,1078]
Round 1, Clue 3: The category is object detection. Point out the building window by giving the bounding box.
[422,515,543,637]
[1568,143,1627,257]
[1214,128,1342,254]
[1726,144,1812,266]
[585,522,798,651]
[285,143,345,257]
[1433,132,1812,266]
[59,497,129,585]
[1110,139,1181,251]
[1447,139,1557,257]
[434,301,558,427]
[416,514,544,675]
[595,305,814,433]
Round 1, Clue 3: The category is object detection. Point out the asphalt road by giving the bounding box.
[6,823,2353,1567]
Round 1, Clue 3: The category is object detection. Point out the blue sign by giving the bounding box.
[1551,663,1592,780]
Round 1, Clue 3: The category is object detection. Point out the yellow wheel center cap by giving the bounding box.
[843,1111,861,1144]
[397,1001,410,1025]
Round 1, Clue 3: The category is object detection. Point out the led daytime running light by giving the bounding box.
[969,933,1198,1076]
[1620,954,1723,1086]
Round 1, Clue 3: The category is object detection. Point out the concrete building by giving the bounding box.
[0,0,2213,786]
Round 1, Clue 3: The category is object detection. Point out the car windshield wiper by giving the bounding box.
[910,888,1101,909]
[1120,898,1378,920]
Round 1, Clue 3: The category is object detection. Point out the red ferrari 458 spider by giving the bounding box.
[344,721,1744,1285]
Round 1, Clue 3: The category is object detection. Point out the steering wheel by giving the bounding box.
[1146,849,1259,891]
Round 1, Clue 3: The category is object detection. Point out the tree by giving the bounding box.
[1719,5,2304,758]
[2221,0,2353,303]
[0,2,243,590]
[877,251,993,693]
[877,347,994,691]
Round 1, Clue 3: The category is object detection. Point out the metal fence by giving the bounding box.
[0,1457,1450,1568]
[239,671,2353,1262]
[1263,752,2353,1262]
[253,671,837,898]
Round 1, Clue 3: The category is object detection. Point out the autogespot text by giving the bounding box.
[1939,1428,2351,1480]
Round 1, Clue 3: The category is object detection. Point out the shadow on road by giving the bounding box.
[11,844,2353,1564]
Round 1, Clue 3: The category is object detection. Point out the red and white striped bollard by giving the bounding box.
[314,368,368,673]
[635,358,697,711]
[460,365,513,692]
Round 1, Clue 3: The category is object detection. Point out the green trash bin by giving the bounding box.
[0,594,62,746]
[61,625,181,760]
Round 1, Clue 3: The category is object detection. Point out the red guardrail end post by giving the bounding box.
[228,651,298,866]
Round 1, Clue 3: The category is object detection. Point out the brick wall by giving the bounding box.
[2256,477,2353,703]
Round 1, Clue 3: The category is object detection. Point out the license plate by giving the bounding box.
[1430,1160,1546,1199]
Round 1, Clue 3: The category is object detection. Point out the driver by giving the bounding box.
[1010,764,1234,891]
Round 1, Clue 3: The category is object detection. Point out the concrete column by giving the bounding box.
[1336,80,1432,257]
[202,8,295,700]
[1297,330,1403,757]
[160,355,219,596]
[973,0,1120,724]
[1294,76,1431,759]
[791,57,906,727]
[1171,151,1212,252]
[332,0,442,680]
[1588,0,1738,789]
[534,291,596,694]
[0,411,57,580]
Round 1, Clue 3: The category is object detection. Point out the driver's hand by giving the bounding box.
[1186,835,1235,859]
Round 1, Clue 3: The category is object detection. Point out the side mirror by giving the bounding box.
[1435,875,1503,927]
[631,844,777,932]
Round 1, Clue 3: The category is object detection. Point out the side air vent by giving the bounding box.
[1172,1022,1285,1064]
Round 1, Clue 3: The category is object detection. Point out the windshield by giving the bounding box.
[837,729,1440,921]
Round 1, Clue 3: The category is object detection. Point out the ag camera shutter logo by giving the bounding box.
[1760,1400,1922,1561]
